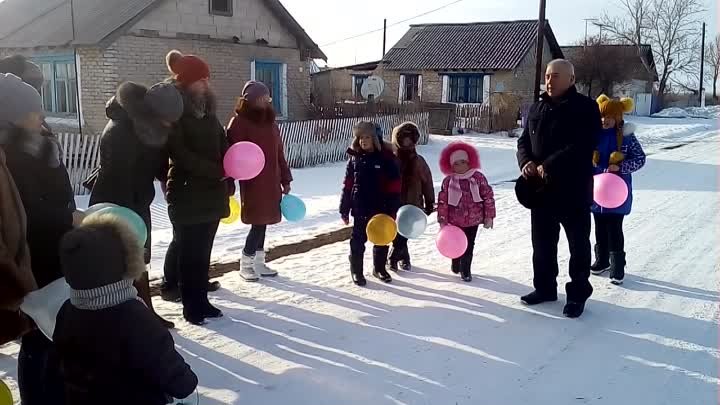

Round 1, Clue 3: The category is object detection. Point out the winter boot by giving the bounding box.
[460,258,472,282]
[201,297,223,319]
[521,290,558,306]
[591,244,611,275]
[372,246,392,283]
[388,247,401,272]
[208,280,221,292]
[255,251,278,277]
[239,254,259,282]
[563,301,586,318]
[349,255,366,286]
[451,259,461,274]
[399,251,412,271]
[160,282,182,303]
[609,251,626,285]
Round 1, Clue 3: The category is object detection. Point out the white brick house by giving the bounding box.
[0,0,326,134]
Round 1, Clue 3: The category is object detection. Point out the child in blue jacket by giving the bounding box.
[340,122,401,286]
[591,95,646,285]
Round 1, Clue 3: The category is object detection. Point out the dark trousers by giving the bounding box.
[531,207,593,302]
[163,226,179,287]
[350,216,389,268]
[593,213,625,253]
[243,225,267,256]
[452,225,480,274]
[18,330,66,405]
[176,221,219,312]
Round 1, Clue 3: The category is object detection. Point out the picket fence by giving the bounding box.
[58,111,430,195]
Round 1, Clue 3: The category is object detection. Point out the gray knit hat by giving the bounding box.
[0,73,43,125]
[145,82,184,123]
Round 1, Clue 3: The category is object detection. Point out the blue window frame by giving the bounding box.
[255,61,282,114]
[31,55,77,115]
[449,74,483,104]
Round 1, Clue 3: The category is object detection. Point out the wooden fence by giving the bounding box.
[58,111,429,195]
[454,93,523,133]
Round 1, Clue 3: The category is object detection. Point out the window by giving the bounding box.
[209,0,232,16]
[252,61,287,118]
[402,74,421,102]
[352,75,369,99]
[32,56,78,115]
[449,75,483,104]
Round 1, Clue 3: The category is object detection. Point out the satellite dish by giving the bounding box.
[361,76,385,102]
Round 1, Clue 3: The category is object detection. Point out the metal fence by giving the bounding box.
[58,111,430,195]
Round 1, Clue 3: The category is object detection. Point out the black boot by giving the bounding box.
[372,246,392,283]
[591,244,610,275]
[451,259,461,274]
[521,290,558,306]
[399,251,412,271]
[609,251,626,285]
[201,297,223,319]
[388,247,401,272]
[460,257,472,282]
[349,255,366,286]
[563,301,586,318]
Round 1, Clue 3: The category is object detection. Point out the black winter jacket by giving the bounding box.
[340,147,401,219]
[0,123,74,288]
[517,86,602,209]
[166,98,230,225]
[54,299,198,405]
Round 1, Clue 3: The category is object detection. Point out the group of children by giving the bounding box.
[340,93,646,287]
[340,121,497,285]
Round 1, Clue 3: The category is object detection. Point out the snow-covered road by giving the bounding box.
[2,119,717,405]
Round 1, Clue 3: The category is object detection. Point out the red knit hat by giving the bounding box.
[166,50,210,87]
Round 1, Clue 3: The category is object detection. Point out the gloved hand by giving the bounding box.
[483,218,494,229]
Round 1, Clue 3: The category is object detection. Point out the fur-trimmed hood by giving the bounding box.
[439,142,481,176]
[392,121,421,149]
[622,122,636,135]
[59,213,145,291]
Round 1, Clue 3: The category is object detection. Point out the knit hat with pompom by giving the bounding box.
[166,50,210,87]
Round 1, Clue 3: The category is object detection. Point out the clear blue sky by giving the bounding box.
[281,0,717,67]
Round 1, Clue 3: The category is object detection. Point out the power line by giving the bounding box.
[320,0,465,47]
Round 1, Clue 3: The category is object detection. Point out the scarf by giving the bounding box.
[448,169,482,207]
[70,279,143,311]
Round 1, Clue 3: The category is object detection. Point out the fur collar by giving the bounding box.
[623,122,636,135]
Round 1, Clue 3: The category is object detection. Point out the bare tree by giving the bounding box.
[570,36,639,98]
[599,0,705,105]
[706,34,720,100]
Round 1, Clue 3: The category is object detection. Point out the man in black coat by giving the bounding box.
[516,59,602,318]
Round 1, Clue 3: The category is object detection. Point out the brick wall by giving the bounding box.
[77,34,310,133]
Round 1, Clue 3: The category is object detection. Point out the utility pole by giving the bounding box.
[533,0,547,101]
[699,22,706,105]
[583,18,597,47]
[382,19,387,59]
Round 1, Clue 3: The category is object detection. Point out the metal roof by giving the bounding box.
[383,20,563,71]
[0,0,326,59]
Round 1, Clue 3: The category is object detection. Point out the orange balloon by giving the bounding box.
[366,214,397,246]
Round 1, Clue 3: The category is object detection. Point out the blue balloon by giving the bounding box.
[89,206,148,246]
[281,194,306,222]
[396,205,428,239]
[84,202,119,216]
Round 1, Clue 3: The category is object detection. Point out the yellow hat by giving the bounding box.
[596,94,634,123]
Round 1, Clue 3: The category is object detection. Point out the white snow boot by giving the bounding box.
[255,251,278,277]
[239,254,259,282]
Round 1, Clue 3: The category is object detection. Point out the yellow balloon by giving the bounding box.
[0,379,12,405]
[366,214,397,246]
[221,197,241,224]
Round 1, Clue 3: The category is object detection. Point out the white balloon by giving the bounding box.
[20,278,70,341]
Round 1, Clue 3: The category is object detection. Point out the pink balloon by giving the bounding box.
[594,173,629,209]
[224,142,265,180]
[436,225,468,259]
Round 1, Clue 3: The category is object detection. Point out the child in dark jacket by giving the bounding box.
[591,95,646,285]
[340,121,401,286]
[54,213,198,405]
[437,142,496,282]
[389,121,435,271]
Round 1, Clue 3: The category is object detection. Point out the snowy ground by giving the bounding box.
[2,117,718,404]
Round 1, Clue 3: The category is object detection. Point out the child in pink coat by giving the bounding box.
[437,142,496,282]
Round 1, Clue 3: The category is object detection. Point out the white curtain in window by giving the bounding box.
[418,75,423,101]
[398,75,406,104]
[483,75,491,106]
[441,75,449,103]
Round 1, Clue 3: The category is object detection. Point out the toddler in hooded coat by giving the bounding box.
[54,213,198,405]
[591,95,646,285]
[437,142,496,282]
[340,122,401,286]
